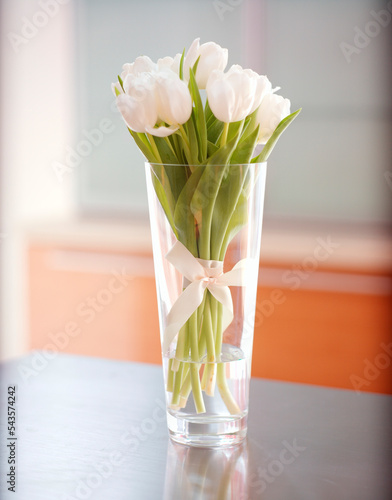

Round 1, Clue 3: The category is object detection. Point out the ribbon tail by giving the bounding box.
[163,280,206,354]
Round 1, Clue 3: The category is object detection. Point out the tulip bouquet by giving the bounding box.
[113,38,300,417]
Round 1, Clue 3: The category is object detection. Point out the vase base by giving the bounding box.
[167,411,247,448]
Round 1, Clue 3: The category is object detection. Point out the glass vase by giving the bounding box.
[145,162,267,447]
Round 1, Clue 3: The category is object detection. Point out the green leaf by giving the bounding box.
[192,56,200,79]
[179,48,185,80]
[188,68,207,162]
[154,136,179,165]
[118,75,124,92]
[150,166,178,238]
[210,164,249,259]
[205,99,214,126]
[207,140,219,156]
[227,119,244,143]
[186,114,200,165]
[207,118,224,145]
[206,128,243,166]
[171,133,186,164]
[174,166,205,256]
[129,130,157,162]
[230,125,260,165]
[151,138,189,204]
[220,191,248,259]
[168,165,190,204]
[240,107,260,141]
[252,108,302,163]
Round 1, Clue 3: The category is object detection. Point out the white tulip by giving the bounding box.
[115,70,192,137]
[184,38,228,89]
[256,93,291,144]
[206,65,257,123]
[154,71,192,126]
[116,74,157,134]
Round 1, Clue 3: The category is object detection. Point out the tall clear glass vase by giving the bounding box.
[145,162,267,447]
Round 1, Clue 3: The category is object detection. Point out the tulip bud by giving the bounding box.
[256,93,291,144]
[184,38,228,89]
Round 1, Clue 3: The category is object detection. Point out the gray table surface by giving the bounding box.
[0,353,391,500]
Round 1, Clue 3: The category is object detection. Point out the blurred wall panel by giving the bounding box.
[0,0,76,359]
[263,0,392,224]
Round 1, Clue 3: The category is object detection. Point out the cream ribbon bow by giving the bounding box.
[163,240,252,353]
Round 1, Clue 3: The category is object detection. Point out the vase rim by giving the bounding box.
[145,162,267,167]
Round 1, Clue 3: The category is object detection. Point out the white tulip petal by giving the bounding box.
[155,72,192,125]
[116,91,157,134]
[184,38,200,79]
[249,75,272,114]
[145,124,179,137]
[207,78,236,123]
[157,54,181,74]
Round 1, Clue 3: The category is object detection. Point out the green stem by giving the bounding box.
[189,310,205,413]
[164,136,178,158]
[147,133,162,163]
[214,302,223,361]
[202,293,215,363]
[190,364,204,413]
[178,124,192,164]
[179,367,191,400]
[217,363,241,415]
[203,296,220,395]
[171,362,184,407]
[172,323,188,371]
[166,358,174,392]
[220,122,229,147]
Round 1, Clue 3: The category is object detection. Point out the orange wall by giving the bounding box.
[29,244,392,394]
